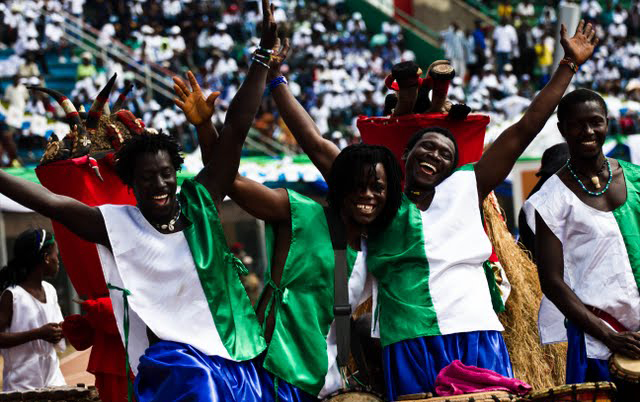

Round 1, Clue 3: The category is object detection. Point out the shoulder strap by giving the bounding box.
[323,206,351,369]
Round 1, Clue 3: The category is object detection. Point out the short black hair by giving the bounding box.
[114,133,184,188]
[0,229,54,291]
[404,126,459,169]
[327,144,403,232]
[557,88,608,125]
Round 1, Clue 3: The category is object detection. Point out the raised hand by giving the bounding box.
[173,71,220,127]
[267,37,291,81]
[560,19,599,66]
[260,0,278,50]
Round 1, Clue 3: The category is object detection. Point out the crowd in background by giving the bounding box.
[449,0,640,133]
[1,0,640,167]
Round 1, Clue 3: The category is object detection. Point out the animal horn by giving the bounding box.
[112,83,134,112]
[86,73,117,129]
[27,86,84,131]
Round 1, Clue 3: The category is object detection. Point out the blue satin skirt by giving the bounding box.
[134,341,314,402]
[565,321,610,384]
[383,331,513,401]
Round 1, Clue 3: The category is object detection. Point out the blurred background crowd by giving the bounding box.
[0,0,639,169]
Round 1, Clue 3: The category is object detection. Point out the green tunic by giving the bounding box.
[260,190,358,396]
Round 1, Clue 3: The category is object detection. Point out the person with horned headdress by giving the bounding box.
[0,229,65,391]
[0,1,283,400]
[259,21,597,400]
[174,60,403,399]
[524,89,640,397]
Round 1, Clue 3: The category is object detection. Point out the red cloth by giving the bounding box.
[62,315,94,351]
[435,360,532,396]
[358,113,489,178]
[35,155,135,402]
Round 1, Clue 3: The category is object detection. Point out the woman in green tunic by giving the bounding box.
[174,67,403,399]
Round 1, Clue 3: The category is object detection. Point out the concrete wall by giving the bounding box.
[413,0,493,34]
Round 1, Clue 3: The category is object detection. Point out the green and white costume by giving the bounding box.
[261,190,373,398]
[525,160,640,359]
[96,179,266,373]
[366,165,504,347]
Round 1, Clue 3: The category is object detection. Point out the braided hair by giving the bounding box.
[0,229,55,291]
[327,144,403,232]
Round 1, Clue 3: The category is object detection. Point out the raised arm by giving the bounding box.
[228,175,290,223]
[475,21,598,201]
[0,170,108,246]
[268,42,340,180]
[194,0,278,205]
[536,212,640,359]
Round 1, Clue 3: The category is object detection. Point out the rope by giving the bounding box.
[107,283,133,402]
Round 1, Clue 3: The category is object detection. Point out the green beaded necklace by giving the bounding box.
[566,158,612,196]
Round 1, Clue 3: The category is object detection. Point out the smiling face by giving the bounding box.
[131,150,179,223]
[342,163,388,226]
[558,100,608,160]
[405,132,456,190]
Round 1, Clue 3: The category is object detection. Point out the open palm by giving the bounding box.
[560,20,599,66]
[173,71,220,126]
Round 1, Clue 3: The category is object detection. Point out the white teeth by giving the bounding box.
[356,204,374,213]
[419,162,437,173]
[153,194,168,200]
[582,140,596,145]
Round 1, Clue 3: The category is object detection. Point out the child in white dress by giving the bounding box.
[0,229,66,391]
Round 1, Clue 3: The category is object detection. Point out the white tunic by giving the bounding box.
[525,174,640,359]
[1,282,66,391]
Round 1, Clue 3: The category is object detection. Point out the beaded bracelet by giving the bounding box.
[255,46,274,57]
[559,57,579,73]
[252,52,271,63]
[252,56,270,69]
[268,76,288,92]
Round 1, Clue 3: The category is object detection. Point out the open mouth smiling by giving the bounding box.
[419,161,438,175]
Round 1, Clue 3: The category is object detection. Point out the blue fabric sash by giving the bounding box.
[383,330,512,400]
[134,341,314,402]
[565,321,611,384]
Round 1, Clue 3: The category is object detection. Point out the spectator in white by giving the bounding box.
[68,0,84,17]
[500,63,518,96]
[581,0,602,21]
[441,22,467,79]
[162,0,182,19]
[4,75,28,114]
[211,23,233,52]
[492,18,518,75]
[516,0,535,19]
[44,15,65,50]
[97,17,116,48]
[18,53,40,80]
[608,20,627,40]
[168,26,186,54]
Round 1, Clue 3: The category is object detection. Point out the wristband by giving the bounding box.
[559,57,579,73]
[255,46,274,57]
[252,57,270,69]
[268,76,288,92]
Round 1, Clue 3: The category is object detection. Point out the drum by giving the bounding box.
[609,353,640,383]
[321,388,384,401]
[0,384,101,401]
[416,391,515,401]
[525,382,616,401]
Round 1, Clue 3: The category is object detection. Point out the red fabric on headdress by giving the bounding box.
[358,113,490,177]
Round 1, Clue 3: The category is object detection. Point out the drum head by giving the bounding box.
[526,382,616,401]
[423,391,516,401]
[429,63,455,80]
[610,353,640,382]
[322,389,384,402]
